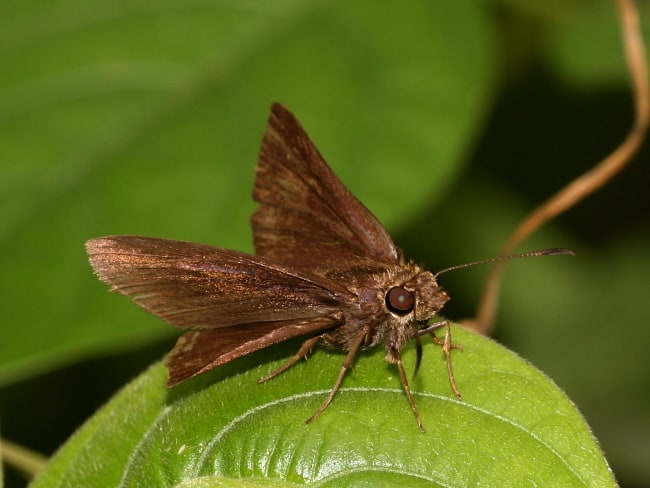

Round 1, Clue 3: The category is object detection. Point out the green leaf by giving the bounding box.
[0,0,491,386]
[30,326,616,487]
[175,478,301,488]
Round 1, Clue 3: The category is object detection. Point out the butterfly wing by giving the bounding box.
[166,315,342,386]
[86,236,351,329]
[252,103,403,270]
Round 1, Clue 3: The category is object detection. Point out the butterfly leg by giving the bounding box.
[306,325,371,424]
[395,352,426,432]
[415,320,463,400]
[413,336,423,378]
[258,335,321,383]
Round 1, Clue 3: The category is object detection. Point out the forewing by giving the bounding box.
[86,236,350,329]
[252,103,402,269]
[166,315,342,386]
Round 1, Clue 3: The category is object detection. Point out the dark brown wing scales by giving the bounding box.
[252,103,402,269]
[86,236,350,329]
[166,315,343,386]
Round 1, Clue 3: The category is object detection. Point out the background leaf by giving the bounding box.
[30,327,616,487]
[0,0,489,386]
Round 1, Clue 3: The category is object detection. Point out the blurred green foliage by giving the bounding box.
[0,0,648,486]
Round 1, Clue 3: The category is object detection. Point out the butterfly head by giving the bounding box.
[384,268,448,321]
[380,266,449,361]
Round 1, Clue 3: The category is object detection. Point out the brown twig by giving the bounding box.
[466,0,649,335]
[1,438,48,480]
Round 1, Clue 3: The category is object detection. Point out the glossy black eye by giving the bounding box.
[386,286,415,314]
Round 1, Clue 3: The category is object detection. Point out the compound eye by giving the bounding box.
[386,286,415,315]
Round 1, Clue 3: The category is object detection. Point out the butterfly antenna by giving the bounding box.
[433,248,574,278]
